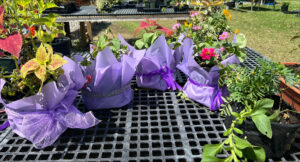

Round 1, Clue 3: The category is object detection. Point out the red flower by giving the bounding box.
[200,48,215,60]
[30,26,36,36]
[83,75,93,88]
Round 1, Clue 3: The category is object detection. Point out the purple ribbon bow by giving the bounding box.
[189,78,224,111]
[0,121,9,131]
[137,66,182,91]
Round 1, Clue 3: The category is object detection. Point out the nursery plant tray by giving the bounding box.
[0,48,299,161]
[51,6,190,22]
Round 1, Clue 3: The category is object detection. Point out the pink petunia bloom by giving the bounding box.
[192,26,202,30]
[172,23,181,30]
[219,31,229,40]
[200,48,215,60]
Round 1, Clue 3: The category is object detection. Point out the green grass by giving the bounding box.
[93,1,300,62]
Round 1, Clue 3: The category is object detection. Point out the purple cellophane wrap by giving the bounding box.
[81,35,145,109]
[136,35,181,91]
[0,57,101,149]
[177,38,240,111]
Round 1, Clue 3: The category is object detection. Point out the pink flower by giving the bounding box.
[220,47,225,53]
[200,48,215,60]
[190,11,198,18]
[192,26,201,30]
[219,31,229,40]
[172,23,181,30]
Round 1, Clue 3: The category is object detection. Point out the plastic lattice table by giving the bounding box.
[0,47,299,162]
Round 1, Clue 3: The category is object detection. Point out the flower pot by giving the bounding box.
[281,5,289,13]
[136,35,181,91]
[52,37,71,56]
[226,2,235,9]
[80,35,145,109]
[224,98,300,158]
[0,57,15,74]
[0,57,100,149]
[279,63,300,112]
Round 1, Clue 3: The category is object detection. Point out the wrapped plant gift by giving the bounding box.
[136,35,182,91]
[0,45,100,149]
[177,38,240,111]
[80,35,145,109]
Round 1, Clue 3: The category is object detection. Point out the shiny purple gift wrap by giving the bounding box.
[177,38,240,111]
[81,35,145,109]
[0,57,100,149]
[136,35,181,91]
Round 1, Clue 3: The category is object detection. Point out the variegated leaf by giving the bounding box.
[35,65,47,82]
[36,44,49,64]
[20,59,40,78]
[43,43,53,59]
[48,54,67,71]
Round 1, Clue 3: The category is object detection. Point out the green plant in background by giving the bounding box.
[133,18,174,49]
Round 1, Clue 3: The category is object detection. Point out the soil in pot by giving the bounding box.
[224,96,300,158]
[194,56,214,72]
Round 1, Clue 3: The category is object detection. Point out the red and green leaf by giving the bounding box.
[48,54,67,71]
[0,33,23,58]
[20,59,40,78]
[36,44,49,64]
[157,26,174,37]
[34,65,47,82]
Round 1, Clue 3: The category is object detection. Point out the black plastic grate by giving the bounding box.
[0,48,299,161]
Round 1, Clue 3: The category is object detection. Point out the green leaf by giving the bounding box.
[253,146,266,162]
[250,109,268,117]
[268,110,280,122]
[44,2,58,10]
[231,112,239,117]
[242,146,265,162]
[135,39,145,49]
[143,33,155,44]
[233,135,252,149]
[233,128,244,135]
[201,156,225,162]
[111,39,121,51]
[236,34,247,48]
[202,143,224,157]
[252,114,272,139]
[234,147,243,158]
[254,98,274,110]
[223,128,232,136]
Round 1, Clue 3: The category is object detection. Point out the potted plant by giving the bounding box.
[175,7,246,111]
[172,0,189,12]
[43,0,78,14]
[132,18,183,91]
[279,62,300,111]
[202,59,299,161]
[96,0,114,13]
[76,30,145,109]
[0,1,100,149]
[281,1,289,13]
